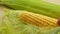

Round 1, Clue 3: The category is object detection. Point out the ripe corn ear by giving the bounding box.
[18,11,58,28]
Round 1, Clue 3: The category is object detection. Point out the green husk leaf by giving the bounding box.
[1,0,60,18]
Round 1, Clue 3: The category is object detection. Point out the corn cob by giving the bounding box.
[1,0,60,19]
[18,11,58,28]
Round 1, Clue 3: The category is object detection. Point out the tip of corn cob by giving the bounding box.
[18,11,58,29]
[57,18,60,26]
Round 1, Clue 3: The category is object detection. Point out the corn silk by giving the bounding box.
[0,9,60,34]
